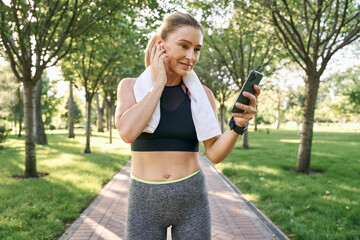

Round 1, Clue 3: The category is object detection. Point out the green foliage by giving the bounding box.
[315,65,360,122]
[0,63,19,119]
[0,125,11,149]
[200,1,284,89]
[61,96,83,127]
[210,127,360,239]
[40,73,61,128]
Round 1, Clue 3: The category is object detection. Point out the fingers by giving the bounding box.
[233,102,257,115]
[231,85,261,127]
[151,44,167,65]
[253,84,261,97]
[242,91,257,107]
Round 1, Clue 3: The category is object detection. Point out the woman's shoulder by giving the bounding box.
[117,78,137,91]
[202,85,216,109]
[202,85,215,99]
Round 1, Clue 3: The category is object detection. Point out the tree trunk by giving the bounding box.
[296,74,320,173]
[275,99,281,129]
[68,79,75,138]
[35,78,48,144]
[220,103,225,133]
[96,93,105,132]
[84,97,92,153]
[254,113,258,131]
[108,103,113,144]
[275,86,281,129]
[242,130,249,149]
[106,102,110,131]
[23,82,38,177]
[296,120,300,136]
[17,86,23,137]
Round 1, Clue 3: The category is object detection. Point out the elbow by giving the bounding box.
[206,152,224,165]
[208,157,223,165]
[122,137,134,144]
[115,120,136,143]
[118,128,136,143]
[120,133,136,144]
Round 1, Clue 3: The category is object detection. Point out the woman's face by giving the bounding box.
[162,25,203,76]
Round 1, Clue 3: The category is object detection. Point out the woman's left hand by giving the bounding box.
[232,85,261,127]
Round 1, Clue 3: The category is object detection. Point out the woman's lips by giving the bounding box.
[180,62,193,69]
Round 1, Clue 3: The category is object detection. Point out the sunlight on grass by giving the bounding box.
[219,162,281,176]
[311,151,338,158]
[0,130,131,240]
[322,195,359,205]
[212,128,360,240]
[338,184,360,194]
[243,193,260,202]
[279,139,300,143]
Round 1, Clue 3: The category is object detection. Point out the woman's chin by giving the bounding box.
[177,67,193,76]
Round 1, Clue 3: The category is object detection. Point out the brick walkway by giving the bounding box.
[59,154,289,240]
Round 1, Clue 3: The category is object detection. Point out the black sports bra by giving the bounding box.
[131,82,199,152]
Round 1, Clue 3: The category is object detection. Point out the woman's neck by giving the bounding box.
[165,71,182,86]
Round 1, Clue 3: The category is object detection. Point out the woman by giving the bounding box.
[115,12,260,240]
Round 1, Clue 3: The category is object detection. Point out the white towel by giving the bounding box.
[133,67,221,141]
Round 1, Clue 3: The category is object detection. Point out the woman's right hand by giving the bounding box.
[150,41,168,87]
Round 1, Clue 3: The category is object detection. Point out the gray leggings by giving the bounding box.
[125,170,211,240]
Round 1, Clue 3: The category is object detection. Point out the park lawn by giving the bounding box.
[0,130,131,240]
[211,127,360,240]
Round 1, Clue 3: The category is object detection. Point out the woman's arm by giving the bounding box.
[115,43,168,143]
[203,85,260,164]
[114,78,164,143]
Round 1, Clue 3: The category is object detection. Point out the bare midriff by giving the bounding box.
[131,151,200,182]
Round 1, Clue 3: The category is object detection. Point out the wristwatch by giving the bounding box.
[229,117,248,135]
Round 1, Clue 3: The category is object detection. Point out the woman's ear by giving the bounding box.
[156,36,164,47]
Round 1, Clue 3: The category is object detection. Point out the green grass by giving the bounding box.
[0,130,131,240]
[212,127,360,240]
[1,126,359,240]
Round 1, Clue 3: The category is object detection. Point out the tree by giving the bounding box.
[198,2,282,149]
[285,85,305,136]
[13,86,23,137]
[322,65,360,123]
[337,66,360,115]
[264,0,360,173]
[0,61,18,120]
[100,21,152,144]
[0,125,11,150]
[0,0,118,177]
[61,90,83,129]
[35,77,47,144]
[40,73,61,129]
[67,79,75,138]
[63,31,118,153]
[96,93,106,132]
[81,2,168,145]
[196,45,235,132]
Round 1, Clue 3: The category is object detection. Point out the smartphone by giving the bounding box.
[231,70,263,113]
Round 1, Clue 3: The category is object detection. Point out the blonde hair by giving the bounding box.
[144,12,203,68]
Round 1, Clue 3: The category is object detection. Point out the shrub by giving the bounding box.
[0,126,11,150]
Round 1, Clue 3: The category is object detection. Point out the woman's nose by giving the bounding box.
[186,49,195,60]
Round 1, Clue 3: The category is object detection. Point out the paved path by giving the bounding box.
[59,154,289,240]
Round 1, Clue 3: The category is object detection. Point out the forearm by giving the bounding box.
[116,83,164,143]
[205,128,240,164]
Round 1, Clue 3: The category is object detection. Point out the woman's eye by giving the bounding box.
[180,44,187,49]
[195,48,201,52]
